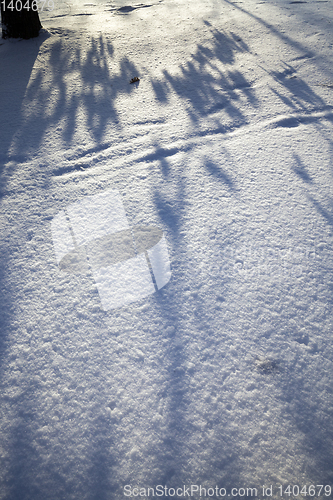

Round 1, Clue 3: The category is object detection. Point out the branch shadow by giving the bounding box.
[269,62,328,112]
[291,153,313,183]
[308,194,333,228]
[224,0,332,118]
[0,28,143,191]
[151,23,258,128]
[6,30,139,159]
[127,147,245,490]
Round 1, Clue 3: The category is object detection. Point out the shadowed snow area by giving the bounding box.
[0,0,333,498]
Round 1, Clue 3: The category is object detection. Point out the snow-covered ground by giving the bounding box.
[1,0,333,498]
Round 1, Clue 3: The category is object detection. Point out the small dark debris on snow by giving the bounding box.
[254,357,279,374]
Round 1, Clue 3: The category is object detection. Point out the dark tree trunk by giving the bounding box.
[1,0,42,39]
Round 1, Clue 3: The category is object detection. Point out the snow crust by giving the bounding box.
[0,0,333,498]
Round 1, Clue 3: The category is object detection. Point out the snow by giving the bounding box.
[0,0,333,498]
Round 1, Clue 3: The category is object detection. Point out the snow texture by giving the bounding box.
[0,0,333,498]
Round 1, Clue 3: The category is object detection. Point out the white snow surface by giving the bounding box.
[1,0,333,498]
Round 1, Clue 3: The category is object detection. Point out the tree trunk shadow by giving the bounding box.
[0,30,49,193]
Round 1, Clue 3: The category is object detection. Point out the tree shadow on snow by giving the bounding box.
[151,23,258,129]
[0,29,141,183]
[269,62,328,112]
[1,4,333,497]
[0,32,48,406]
[20,32,134,141]
[0,32,48,193]
[146,4,333,493]
[128,151,246,490]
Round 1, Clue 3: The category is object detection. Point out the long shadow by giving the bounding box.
[145,5,333,491]
[0,29,140,500]
[133,142,247,492]
[283,142,333,486]
[139,24,249,486]
[0,32,48,191]
[0,35,48,499]
[131,21,257,491]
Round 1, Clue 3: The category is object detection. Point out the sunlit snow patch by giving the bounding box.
[51,189,171,310]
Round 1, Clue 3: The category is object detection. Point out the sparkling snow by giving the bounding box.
[0,0,333,498]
